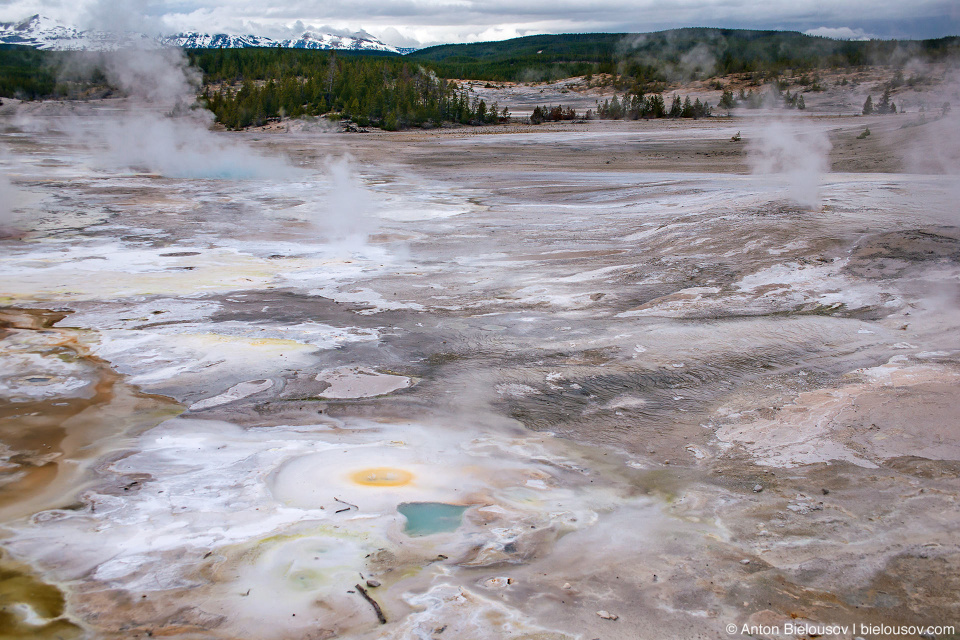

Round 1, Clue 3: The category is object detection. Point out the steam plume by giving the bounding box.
[63,0,292,180]
[315,157,375,241]
[746,119,832,209]
[0,171,18,231]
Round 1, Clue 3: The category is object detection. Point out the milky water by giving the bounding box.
[2,102,960,639]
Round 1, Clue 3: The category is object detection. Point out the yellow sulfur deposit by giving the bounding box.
[349,467,415,487]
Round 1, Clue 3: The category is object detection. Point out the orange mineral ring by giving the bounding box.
[349,467,414,487]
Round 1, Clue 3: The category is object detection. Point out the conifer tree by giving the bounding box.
[878,87,891,114]
[719,90,735,110]
[669,94,682,117]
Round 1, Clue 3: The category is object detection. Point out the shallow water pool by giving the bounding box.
[398,502,470,536]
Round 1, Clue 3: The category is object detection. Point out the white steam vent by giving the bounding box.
[747,119,832,209]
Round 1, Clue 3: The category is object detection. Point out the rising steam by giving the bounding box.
[746,119,832,209]
[904,70,960,177]
[59,0,292,180]
[0,171,18,232]
[313,157,376,241]
[94,111,292,180]
[0,152,28,234]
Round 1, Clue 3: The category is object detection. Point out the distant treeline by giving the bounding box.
[0,47,507,130]
[0,46,61,99]
[2,29,959,130]
[192,49,507,129]
[598,93,712,119]
[530,92,712,123]
[0,46,113,99]
[409,29,960,84]
[718,87,806,110]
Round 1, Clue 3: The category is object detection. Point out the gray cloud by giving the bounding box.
[1,0,957,47]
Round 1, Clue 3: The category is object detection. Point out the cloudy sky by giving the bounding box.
[1,0,958,47]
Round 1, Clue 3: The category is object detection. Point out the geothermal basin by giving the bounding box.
[1,99,959,640]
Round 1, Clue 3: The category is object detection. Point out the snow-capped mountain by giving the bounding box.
[0,15,408,54]
[163,32,280,49]
[167,30,401,53]
[0,14,155,50]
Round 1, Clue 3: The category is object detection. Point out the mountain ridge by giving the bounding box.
[0,14,407,54]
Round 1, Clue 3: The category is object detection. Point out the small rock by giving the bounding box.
[740,559,751,565]
[753,484,763,493]
[596,610,619,621]
[366,579,381,588]
[822,488,830,495]
[562,583,572,590]
[482,577,512,589]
